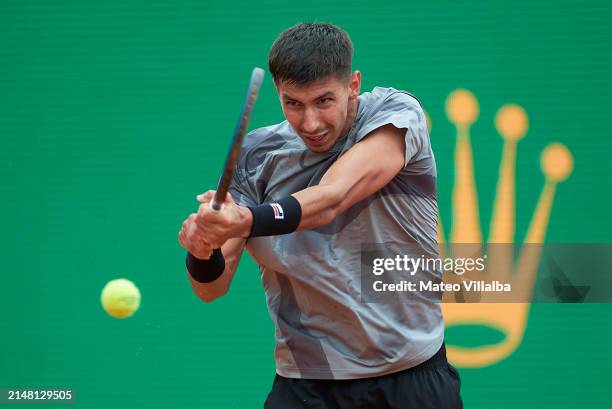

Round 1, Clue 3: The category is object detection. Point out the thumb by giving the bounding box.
[196,190,215,203]
[223,191,236,206]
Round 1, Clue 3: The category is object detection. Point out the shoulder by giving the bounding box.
[356,87,427,135]
[238,121,298,172]
[350,87,427,143]
[242,122,290,150]
[361,87,424,111]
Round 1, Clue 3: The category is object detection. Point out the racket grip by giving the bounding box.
[210,198,223,211]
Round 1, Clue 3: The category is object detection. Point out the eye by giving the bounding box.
[318,97,333,105]
[285,100,301,108]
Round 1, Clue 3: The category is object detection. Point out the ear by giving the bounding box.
[348,70,361,99]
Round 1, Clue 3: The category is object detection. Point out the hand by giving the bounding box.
[194,190,252,248]
[178,213,214,260]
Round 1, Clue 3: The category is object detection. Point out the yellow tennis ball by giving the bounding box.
[100,278,141,318]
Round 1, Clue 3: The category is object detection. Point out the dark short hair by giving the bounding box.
[268,22,353,86]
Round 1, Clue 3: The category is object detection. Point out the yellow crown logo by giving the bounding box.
[431,89,574,367]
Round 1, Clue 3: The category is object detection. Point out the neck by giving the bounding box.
[340,97,359,137]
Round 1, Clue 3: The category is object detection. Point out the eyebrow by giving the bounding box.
[282,91,335,103]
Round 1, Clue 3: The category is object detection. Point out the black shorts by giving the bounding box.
[264,343,462,409]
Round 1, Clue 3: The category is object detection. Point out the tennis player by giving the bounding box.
[179,22,463,408]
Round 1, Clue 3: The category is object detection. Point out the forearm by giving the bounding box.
[188,238,245,302]
[237,184,347,235]
[187,269,229,303]
[291,184,345,230]
[294,126,404,230]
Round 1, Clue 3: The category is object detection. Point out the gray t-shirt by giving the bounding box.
[229,87,444,380]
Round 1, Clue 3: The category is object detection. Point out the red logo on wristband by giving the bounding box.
[270,203,284,220]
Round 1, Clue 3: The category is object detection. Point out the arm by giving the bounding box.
[192,124,406,244]
[293,124,406,229]
[187,237,246,303]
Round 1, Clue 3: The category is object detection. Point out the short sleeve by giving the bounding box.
[227,126,285,207]
[355,90,434,175]
[227,130,264,208]
[228,165,258,207]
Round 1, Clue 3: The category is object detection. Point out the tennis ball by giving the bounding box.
[100,278,141,318]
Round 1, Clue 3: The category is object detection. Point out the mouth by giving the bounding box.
[304,131,329,146]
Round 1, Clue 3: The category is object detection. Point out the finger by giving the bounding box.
[191,211,208,230]
[188,213,199,225]
[195,230,218,249]
[196,203,225,228]
[197,202,211,218]
[191,248,207,260]
[200,201,233,226]
[179,229,192,248]
[200,237,214,252]
[192,239,213,259]
[191,223,219,246]
[189,228,212,248]
[202,236,221,249]
[223,191,235,206]
[194,249,213,260]
[186,222,204,244]
[196,190,215,203]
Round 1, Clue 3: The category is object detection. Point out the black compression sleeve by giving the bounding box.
[186,248,225,283]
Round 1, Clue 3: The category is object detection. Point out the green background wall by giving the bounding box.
[1,0,610,407]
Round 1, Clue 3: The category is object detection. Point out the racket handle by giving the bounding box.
[210,195,223,211]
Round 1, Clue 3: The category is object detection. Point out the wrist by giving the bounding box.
[237,205,254,238]
[186,249,225,283]
[246,196,302,237]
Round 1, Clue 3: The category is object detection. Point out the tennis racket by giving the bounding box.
[211,67,265,210]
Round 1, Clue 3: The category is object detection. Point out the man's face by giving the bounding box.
[276,71,361,153]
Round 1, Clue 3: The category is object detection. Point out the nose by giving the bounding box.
[301,107,322,135]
